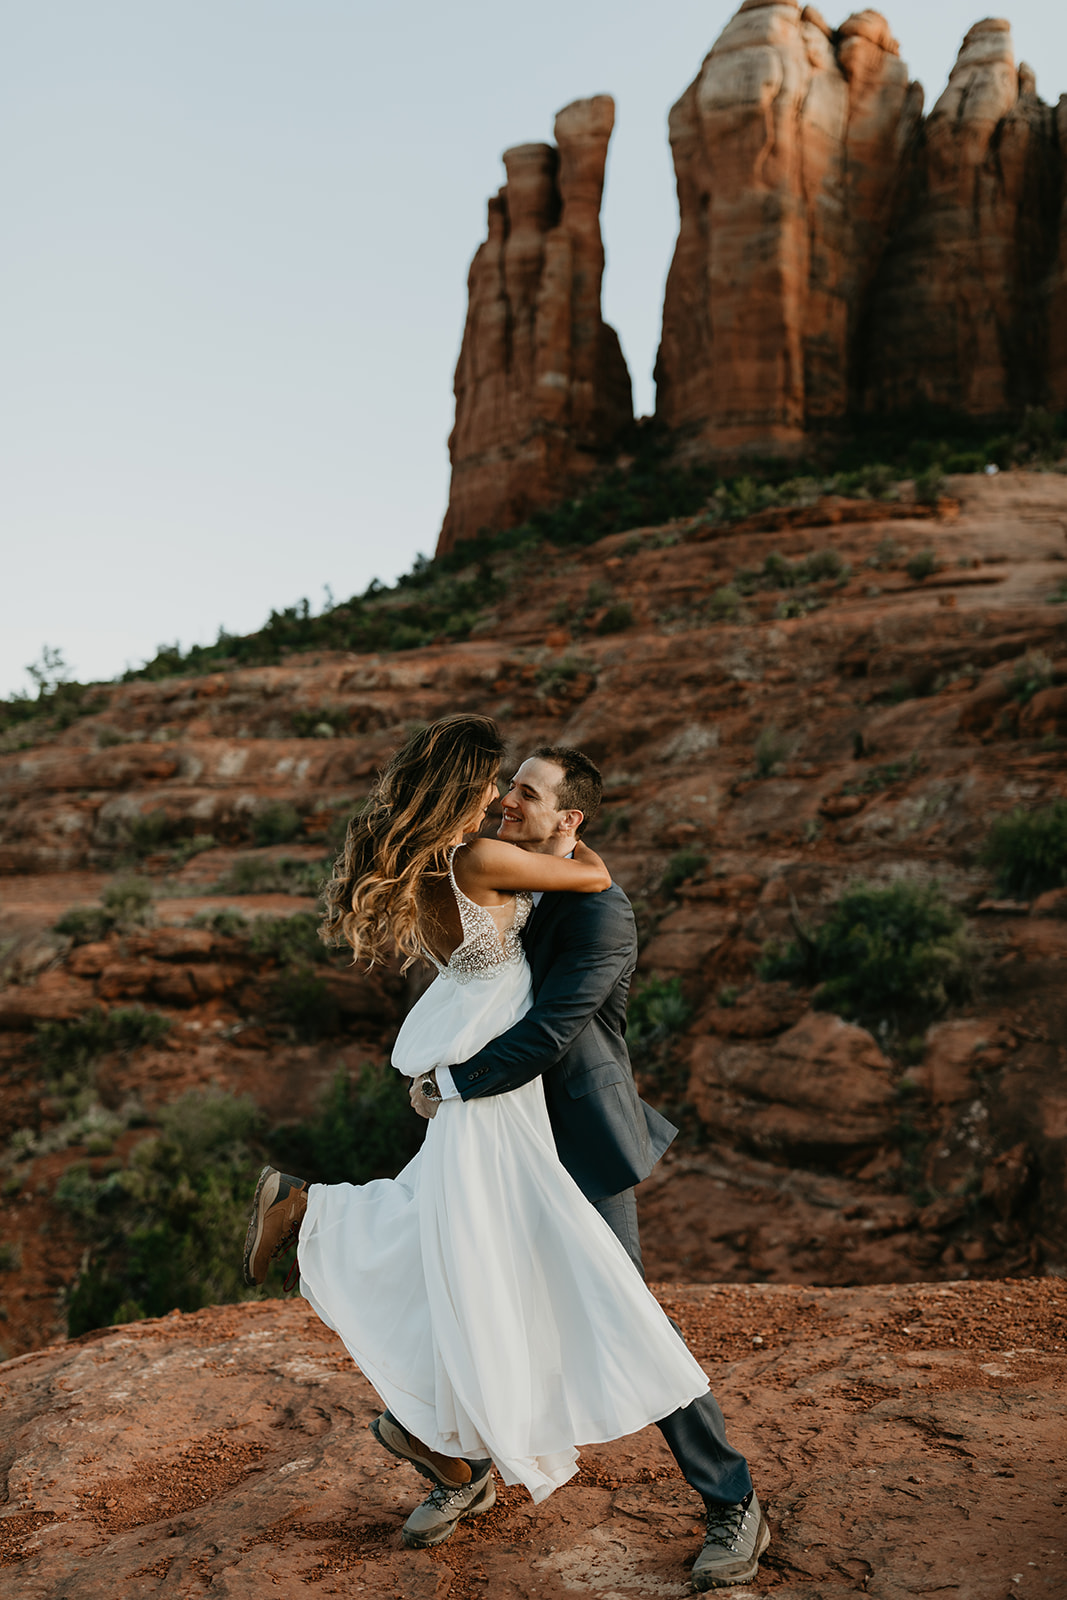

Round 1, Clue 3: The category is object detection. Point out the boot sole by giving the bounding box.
[370,1414,474,1488]
[692,1514,771,1589]
[242,1165,279,1286]
[400,1478,496,1549]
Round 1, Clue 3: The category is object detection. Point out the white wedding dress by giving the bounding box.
[297,849,709,1502]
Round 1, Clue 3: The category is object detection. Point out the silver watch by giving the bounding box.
[420,1075,442,1102]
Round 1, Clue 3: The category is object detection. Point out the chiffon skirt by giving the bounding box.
[298,963,709,1502]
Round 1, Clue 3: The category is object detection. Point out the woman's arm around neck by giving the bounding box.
[455,836,611,898]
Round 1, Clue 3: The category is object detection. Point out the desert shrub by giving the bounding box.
[754,724,792,777]
[906,548,941,581]
[271,1064,423,1186]
[247,911,327,966]
[535,655,595,699]
[980,802,1067,895]
[221,854,324,897]
[943,451,986,474]
[660,849,707,896]
[855,463,897,498]
[251,802,303,847]
[626,977,692,1057]
[291,706,350,738]
[192,907,248,937]
[169,834,217,867]
[798,548,850,584]
[775,595,823,620]
[868,536,900,569]
[57,877,156,944]
[55,905,113,944]
[596,601,634,635]
[104,876,155,924]
[913,467,946,506]
[35,1006,171,1102]
[61,1091,275,1336]
[759,880,974,1025]
[273,970,336,1041]
[1006,649,1053,705]
[708,585,743,621]
[843,755,923,796]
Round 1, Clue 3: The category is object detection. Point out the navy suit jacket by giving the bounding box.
[447,883,678,1201]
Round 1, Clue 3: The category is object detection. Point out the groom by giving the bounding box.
[385,744,769,1590]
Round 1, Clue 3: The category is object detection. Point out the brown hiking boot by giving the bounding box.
[242,1166,308,1286]
[370,1411,480,1489]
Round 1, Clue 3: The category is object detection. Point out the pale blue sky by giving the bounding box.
[3,2,1065,696]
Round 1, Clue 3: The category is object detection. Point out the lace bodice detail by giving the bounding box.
[425,846,532,985]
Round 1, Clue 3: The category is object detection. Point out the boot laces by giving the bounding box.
[704,1493,752,1551]
[428,1481,477,1513]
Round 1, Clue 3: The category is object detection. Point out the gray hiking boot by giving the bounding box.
[400,1469,496,1548]
[692,1489,770,1589]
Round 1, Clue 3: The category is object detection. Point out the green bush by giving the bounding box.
[906,548,941,581]
[248,911,328,966]
[55,905,113,945]
[759,881,974,1025]
[221,854,324,896]
[169,833,217,867]
[1006,649,1053,705]
[251,802,303,847]
[35,1007,171,1101]
[192,907,249,937]
[708,585,743,621]
[291,707,351,738]
[660,849,707,896]
[271,1064,423,1186]
[56,877,156,944]
[755,724,792,777]
[980,802,1067,895]
[626,977,692,1056]
[61,1091,277,1337]
[596,601,634,635]
[914,467,946,506]
[855,463,897,498]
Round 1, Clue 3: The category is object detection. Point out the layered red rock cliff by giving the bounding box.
[656,3,919,453]
[439,7,1067,548]
[437,96,633,555]
[657,5,1066,455]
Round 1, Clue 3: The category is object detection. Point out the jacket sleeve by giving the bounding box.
[448,891,636,1101]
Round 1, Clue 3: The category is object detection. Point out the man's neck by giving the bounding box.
[517,835,574,858]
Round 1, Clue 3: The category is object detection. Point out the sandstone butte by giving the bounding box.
[441,6,1067,547]
[437,94,633,557]
[0,1282,1063,1596]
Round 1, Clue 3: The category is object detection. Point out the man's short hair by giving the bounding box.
[530,745,603,834]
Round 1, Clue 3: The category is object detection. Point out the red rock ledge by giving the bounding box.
[1,1281,1063,1597]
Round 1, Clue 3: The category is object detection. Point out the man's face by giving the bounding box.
[497,757,571,847]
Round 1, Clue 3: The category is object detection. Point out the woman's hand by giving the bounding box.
[409,1072,441,1119]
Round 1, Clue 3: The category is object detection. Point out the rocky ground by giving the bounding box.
[1,470,1066,1359]
[1,1279,1063,1598]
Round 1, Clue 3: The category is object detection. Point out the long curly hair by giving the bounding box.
[320,713,506,968]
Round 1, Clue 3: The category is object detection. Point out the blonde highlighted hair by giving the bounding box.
[320,714,506,968]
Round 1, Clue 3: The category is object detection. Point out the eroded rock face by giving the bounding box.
[439,96,633,555]
[655,3,919,453]
[863,20,1062,415]
[655,7,1066,451]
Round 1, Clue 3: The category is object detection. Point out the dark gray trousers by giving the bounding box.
[592,1189,753,1508]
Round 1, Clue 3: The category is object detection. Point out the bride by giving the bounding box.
[242,714,709,1517]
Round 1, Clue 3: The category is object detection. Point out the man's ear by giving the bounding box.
[556,809,585,838]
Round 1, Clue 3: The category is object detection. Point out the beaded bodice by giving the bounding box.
[425,846,532,985]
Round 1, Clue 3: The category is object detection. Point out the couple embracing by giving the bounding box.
[243,715,769,1591]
